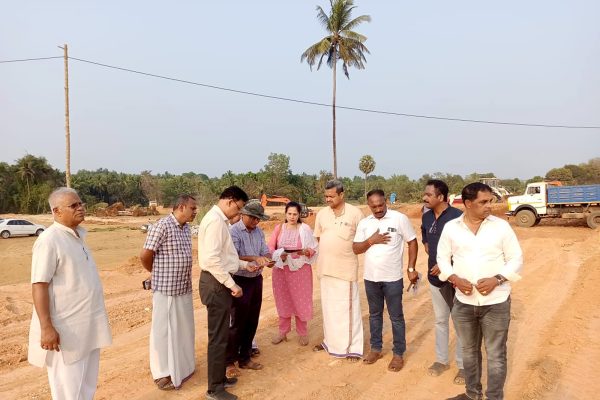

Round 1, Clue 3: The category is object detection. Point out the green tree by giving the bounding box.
[301,0,371,178]
[358,154,375,202]
[545,167,573,184]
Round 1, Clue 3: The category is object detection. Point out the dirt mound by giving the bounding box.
[118,256,143,275]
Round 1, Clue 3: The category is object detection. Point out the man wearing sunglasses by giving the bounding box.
[421,180,464,384]
[28,187,112,399]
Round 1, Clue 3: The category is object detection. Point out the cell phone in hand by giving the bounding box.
[283,249,303,254]
[142,278,151,290]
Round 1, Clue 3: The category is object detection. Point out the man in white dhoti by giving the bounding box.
[141,194,198,390]
[28,187,112,400]
[313,180,365,360]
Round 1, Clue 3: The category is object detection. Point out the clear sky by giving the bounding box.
[2,1,599,180]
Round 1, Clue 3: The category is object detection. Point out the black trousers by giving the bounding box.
[199,271,232,393]
[226,274,263,365]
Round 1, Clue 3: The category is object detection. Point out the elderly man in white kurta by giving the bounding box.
[28,187,112,400]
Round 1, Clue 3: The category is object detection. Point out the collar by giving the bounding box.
[234,219,255,233]
[168,213,185,228]
[457,214,493,229]
[329,204,346,217]
[366,210,390,220]
[212,205,229,222]
[52,221,86,239]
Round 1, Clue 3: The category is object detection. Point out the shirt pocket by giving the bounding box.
[336,221,355,241]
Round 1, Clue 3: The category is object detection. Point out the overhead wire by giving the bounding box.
[0,56,63,63]
[2,55,599,129]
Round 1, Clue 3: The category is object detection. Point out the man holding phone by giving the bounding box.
[226,200,272,377]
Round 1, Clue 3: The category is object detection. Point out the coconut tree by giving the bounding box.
[359,154,375,202]
[301,0,371,178]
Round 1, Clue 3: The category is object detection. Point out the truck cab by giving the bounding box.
[507,182,551,217]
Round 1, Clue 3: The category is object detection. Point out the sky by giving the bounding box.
[2,0,599,180]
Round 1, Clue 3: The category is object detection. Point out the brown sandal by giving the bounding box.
[388,354,404,372]
[239,360,263,370]
[154,376,175,390]
[226,364,241,378]
[363,351,383,364]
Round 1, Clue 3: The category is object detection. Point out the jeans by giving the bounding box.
[452,298,511,400]
[364,279,406,356]
[430,284,463,368]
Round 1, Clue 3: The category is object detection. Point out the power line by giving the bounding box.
[2,55,600,129]
[0,56,63,64]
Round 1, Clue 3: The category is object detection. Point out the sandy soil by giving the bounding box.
[1,204,599,400]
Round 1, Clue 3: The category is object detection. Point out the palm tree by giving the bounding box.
[301,0,371,178]
[359,154,375,202]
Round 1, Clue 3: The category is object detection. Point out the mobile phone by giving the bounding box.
[142,279,151,290]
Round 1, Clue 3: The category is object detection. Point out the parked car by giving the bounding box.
[0,218,46,238]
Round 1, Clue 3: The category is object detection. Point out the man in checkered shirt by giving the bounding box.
[140,194,198,391]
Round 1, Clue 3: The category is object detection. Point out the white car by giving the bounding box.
[0,218,46,239]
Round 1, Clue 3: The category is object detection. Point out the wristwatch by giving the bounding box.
[408,267,415,273]
[495,274,507,285]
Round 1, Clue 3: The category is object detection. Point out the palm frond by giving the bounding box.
[315,6,330,31]
[301,37,333,70]
[341,30,367,43]
[342,14,371,32]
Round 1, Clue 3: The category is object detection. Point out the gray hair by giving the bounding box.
[325,179,344,194]
[49,187,79,212]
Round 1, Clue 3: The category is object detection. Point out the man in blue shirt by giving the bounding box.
[226,200,271,377]
[421,180,465,384]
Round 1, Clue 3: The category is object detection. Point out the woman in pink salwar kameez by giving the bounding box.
[268,202,318,346]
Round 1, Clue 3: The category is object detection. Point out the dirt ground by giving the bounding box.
[1,204,599,400]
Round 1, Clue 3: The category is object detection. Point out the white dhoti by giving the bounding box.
[46,348,100,400]
[320,275,364,357]
[150,291,195,389]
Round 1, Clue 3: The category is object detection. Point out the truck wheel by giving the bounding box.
[587,212,600,229]
[515,210,536,227]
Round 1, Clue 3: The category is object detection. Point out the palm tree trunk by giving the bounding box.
[332,52,338,179]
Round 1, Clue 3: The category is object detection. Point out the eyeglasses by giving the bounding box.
[64,202,85,210]
[231,200,243,212]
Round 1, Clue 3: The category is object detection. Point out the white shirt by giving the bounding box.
[354,209,416,282]
[28,222,112,367]
[437,215,523,306]
[198,205,248,289]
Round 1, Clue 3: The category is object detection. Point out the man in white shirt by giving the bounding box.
[198,186,260,400]
[353,189,418,372]
[437,183,523,400]
[28,187,112,400]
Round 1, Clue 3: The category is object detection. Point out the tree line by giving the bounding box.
[1,153,599,215]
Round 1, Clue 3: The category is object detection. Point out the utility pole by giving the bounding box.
[59,44,72,187]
